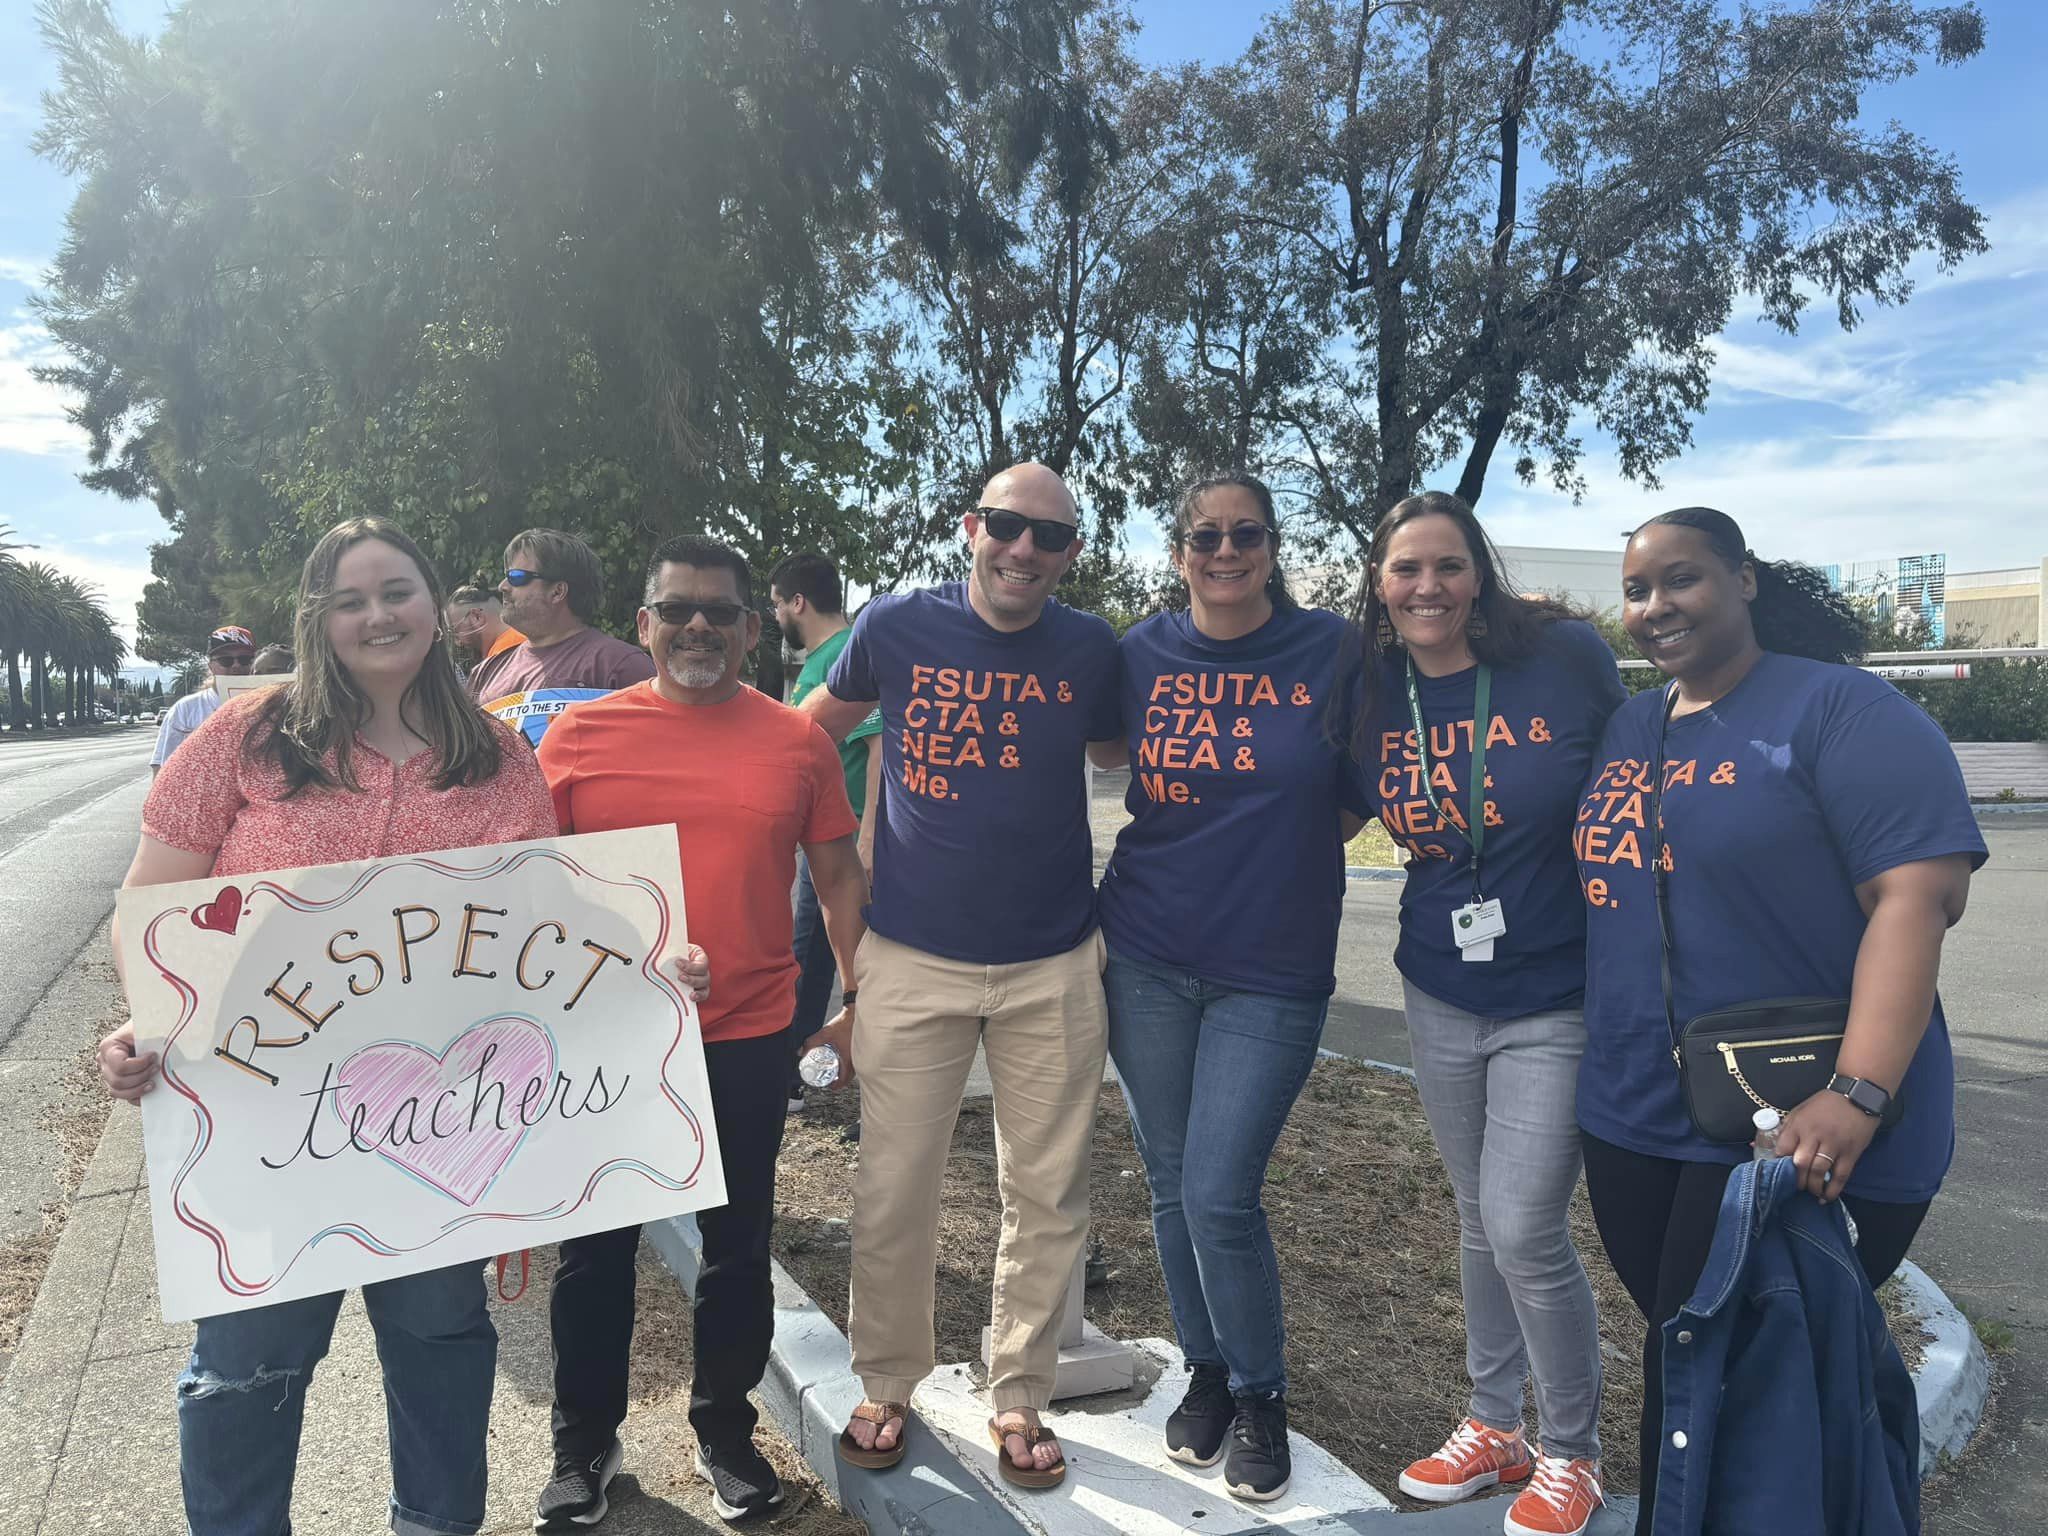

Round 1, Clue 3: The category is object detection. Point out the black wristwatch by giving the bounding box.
[1826,1073,1891,1119]
[841,989,858,1008]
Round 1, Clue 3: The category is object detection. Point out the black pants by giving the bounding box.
[549,1029,795,1460]
[1580,1132,1931,1536]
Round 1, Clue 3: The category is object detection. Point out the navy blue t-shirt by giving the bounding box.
[1098,605,1370,997]
[827,582,1121,964]
[1367,619,1626,1020]
[1576,653,1988,1200]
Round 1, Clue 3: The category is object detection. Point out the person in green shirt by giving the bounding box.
[771,555,883,1113]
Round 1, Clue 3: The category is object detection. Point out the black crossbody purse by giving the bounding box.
[1649,687,1903,1144]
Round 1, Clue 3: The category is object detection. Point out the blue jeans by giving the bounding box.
[177,1261,495,1535]
[1104,947,1328,1396]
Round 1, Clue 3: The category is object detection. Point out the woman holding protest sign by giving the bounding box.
[1576,508,1984,1536]
[1351,491,1624,1536]
[1091,472,1370,1504]
[95,516,709,1536]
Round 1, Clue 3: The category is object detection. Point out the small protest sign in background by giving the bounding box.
[116,826,720,1322]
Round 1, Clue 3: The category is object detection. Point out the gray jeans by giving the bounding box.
[1403,980,1602,1461]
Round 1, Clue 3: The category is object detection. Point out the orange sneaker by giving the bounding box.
[1397,1418,1533,1503]
[1503,1455,1603,1536]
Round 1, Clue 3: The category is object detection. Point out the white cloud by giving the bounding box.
[0,255,48,286]
[1483,365,2048,575]
[27,543,153,653]
[0,316,86,456]
[1706,335,1910,413]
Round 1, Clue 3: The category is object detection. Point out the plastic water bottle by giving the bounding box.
[798,1044,841,1090]
[1751,1107,1781,1160]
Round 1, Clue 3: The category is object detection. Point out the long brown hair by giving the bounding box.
[1345,490,1580,757]
[244,518,503,794]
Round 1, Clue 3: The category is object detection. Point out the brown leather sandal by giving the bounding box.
[988,1416,1068,1489]
[837,1400,910,1469]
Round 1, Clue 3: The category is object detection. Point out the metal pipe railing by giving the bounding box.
[1616,646,2043,675]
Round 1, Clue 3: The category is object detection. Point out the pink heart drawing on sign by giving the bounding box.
[334,1018,557,1207]
[191,886,243,935]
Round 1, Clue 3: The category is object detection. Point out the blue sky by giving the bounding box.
[2,2,2043,652]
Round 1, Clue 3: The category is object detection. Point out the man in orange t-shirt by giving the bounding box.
[533,536,866,1527]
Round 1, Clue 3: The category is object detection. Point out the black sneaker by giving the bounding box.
[1224,1390,1291,1503]
[534,1439,624,1529]
[786,1079,807,1115]
[694,1439,785,1523]
[1164,1360,1233,1467]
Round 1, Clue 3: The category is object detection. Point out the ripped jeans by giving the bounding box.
[178,1261,495,1535]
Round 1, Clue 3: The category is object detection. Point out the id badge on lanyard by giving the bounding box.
[1406,657,1506,962]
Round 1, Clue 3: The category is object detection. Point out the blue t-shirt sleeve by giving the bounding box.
[827,602,883,703]
[1812,688,1989,885]
[1083,622,1122,741]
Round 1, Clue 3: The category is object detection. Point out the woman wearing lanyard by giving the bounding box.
[1093,472,1369,1505]
[94,517,711,1536]
[1576,508,1983,1536]
[1352,492,1624,1536]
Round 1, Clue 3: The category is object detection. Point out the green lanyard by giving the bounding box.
[1405,656,1491,902]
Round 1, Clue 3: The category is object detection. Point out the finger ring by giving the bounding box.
[1813,1152,1835,1165]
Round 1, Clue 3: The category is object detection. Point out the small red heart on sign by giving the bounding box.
[192,887,244,936]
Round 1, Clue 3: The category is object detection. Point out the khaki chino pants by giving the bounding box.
[847,928,1108,1412]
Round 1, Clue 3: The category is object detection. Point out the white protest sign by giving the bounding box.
[116,826,722,1322]
[216,671,292,698]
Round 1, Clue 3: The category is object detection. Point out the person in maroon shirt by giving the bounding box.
[469,528,655,716]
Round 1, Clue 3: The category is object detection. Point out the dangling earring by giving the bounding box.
[1467,608,1488,640]
[1375,607,1398,649]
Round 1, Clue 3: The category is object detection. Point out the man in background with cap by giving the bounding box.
[150,625,255,776]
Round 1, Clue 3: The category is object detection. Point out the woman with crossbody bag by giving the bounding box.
[1575,508,1985,1535]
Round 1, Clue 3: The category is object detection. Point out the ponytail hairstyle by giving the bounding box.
[1345,490,1580,757]
[1633,508,1866,665]
[1171,471,1295,613]
[244,517,504,795]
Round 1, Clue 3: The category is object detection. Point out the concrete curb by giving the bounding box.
[0,1103,144,1526]
[1345,866,1406,882]
[648,1206,1643,1532]
[645,1213,1036,1536]
[1893,1259,1994,1477]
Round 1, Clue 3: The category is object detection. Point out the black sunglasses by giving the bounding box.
[976,506,1079,553]
[649,599,746,628]
[1184,523,1274,555]
[502,568,558,587]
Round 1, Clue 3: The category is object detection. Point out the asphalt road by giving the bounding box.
[0,728,154,1253]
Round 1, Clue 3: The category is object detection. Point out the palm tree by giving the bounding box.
[0,525,32,727]
[0,556,126,728]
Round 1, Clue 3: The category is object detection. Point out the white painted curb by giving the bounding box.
[1893,1258,1994,1476]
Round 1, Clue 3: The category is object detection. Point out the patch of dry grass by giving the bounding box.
[775,1057,1651,1501]
[0,1006,120,1364]
[1345,819,1403,869]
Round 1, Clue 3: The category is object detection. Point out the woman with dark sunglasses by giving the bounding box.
[1091,472,1369,1504]
[1350,492,1623,1536]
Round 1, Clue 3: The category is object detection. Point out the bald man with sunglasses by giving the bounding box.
[801,462,1122,1489]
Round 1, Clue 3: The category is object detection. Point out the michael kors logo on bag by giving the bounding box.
[1767,1052,1820,1065]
